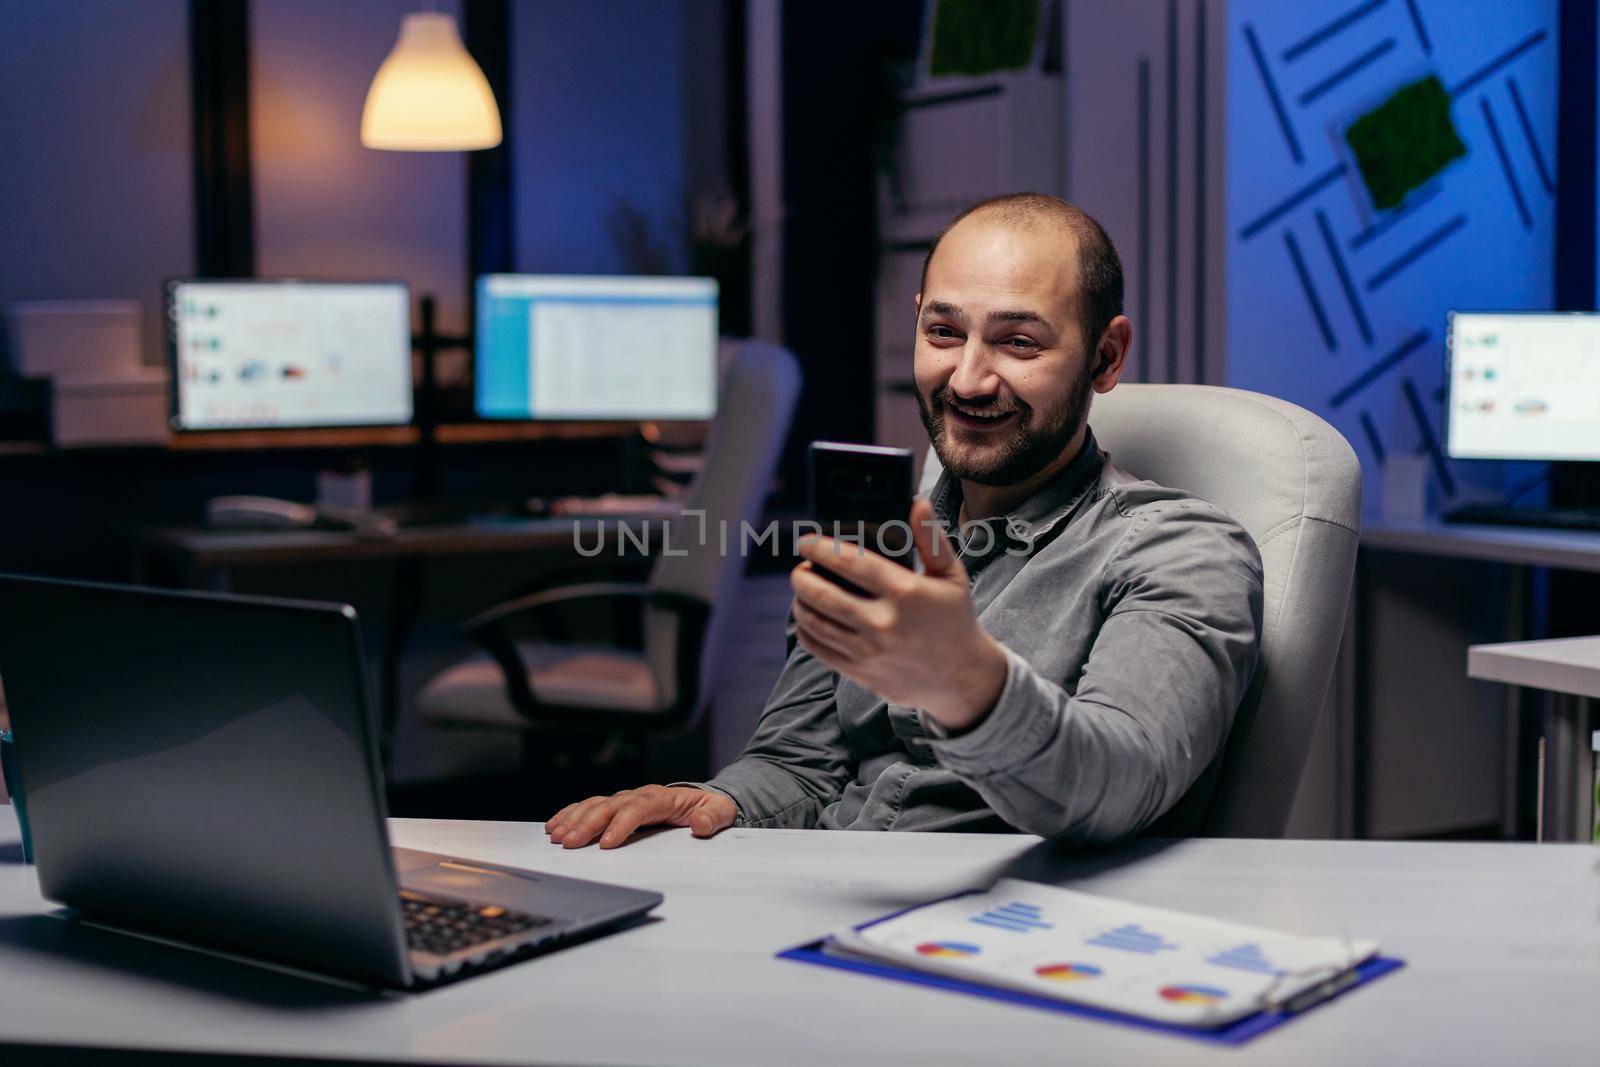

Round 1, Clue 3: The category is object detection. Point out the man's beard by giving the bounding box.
[915,361,1094,487]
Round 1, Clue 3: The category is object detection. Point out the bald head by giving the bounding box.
[920,193,1124,348]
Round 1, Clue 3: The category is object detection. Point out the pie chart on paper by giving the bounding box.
[1034,962,1103,981]
[915,941,981,958]
[1159,983,1229,1005]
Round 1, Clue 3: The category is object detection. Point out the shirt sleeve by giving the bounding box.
[925,500,1264,842]
[698,611,856,828]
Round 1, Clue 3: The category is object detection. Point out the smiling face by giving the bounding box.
[913,213,1098,488]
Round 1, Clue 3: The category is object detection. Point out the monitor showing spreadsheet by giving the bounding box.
[1446,311,1600,461]
[475,274,718,421]
[166,279,412,431]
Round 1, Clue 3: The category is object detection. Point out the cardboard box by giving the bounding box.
[7,300,142,380]
[51,368,170,447]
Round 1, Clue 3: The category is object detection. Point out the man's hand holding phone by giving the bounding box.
[546,443,1008,851]
[792,498,1008,735]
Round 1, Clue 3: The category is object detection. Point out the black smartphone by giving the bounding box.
[807,441,916,596]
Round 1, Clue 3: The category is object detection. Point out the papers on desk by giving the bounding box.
[813,879,1382,1030]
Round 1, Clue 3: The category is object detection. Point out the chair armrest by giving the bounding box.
[461,582,713,730]
[462,582,652,641]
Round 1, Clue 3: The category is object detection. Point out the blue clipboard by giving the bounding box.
[777,900,1406,1047]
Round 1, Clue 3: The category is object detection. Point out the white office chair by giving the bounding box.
[920,384,1362,837]
[418,341,802,734]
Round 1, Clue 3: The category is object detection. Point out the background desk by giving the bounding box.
[1308,518,1600,842]
[0,808,1594,1065]
[1468,636,1600,841]
[1362,517,1600,573]
[133,515,659,590]
[132,515,662,774]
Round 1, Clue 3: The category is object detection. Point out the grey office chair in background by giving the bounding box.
[418,341,801,739]
[921,384,1362,837]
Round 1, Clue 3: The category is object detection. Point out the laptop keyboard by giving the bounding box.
[401,892,554,957]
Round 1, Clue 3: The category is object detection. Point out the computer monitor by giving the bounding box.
[474,274,718,421]
[166,279,412,432]
[1446,311,1600,462]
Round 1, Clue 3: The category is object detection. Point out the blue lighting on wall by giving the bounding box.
[1227,0,1558,506]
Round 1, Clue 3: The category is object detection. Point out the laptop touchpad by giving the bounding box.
[394,848,553,910]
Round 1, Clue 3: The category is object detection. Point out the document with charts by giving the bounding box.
[827,878,1379,1027]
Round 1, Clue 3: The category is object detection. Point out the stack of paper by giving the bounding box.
[825,878,1379,1028]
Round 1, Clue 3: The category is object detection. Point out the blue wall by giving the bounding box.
[0,0,193,365]
[510,1,691,276]
[1227,0,1558,506]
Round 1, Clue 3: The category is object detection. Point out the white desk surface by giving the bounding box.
[0,809,1596,1065]
[1361,516,1600,572]
[1469,636,1600,701]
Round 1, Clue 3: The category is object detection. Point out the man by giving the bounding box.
[546,193,1264,849]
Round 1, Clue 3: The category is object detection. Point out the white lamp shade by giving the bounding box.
[361,12,502,151]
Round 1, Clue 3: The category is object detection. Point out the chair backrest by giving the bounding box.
[643,341,801,709]
[920,384,1361,836]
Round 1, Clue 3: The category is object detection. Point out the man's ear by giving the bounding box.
[1092,315,1134,393]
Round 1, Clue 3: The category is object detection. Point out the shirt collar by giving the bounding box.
[929,428,1104,547]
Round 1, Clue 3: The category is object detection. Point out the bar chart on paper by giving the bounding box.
[1206,942,1285,976]
[1086,923,1181,955]
[969,902,1055,933]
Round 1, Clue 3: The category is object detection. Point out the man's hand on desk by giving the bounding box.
[792,499,1008,735]
[546,785,736,849]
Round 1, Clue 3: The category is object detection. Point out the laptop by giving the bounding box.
[0,574,662,990]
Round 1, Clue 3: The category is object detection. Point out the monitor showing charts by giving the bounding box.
[475,274,718,421]
[1446,311,1600,462]
[166,279,412,431]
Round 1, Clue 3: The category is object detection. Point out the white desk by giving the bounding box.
[1344,518,1600,840]
[1469,636,1600,841]
[0,810,1596,1065]
[1469,635,1600,699]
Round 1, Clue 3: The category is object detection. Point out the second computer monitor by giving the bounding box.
[475,274,718,421]
[167,279,413,432]
[1446,311,1600,461]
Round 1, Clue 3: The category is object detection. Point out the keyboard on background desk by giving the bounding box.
[378,494,677,529]
[1442,504,1600,532]
[378,498,550,528]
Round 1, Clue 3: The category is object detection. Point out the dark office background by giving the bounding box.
[1,0,1597,837]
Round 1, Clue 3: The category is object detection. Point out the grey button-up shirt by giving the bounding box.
[703,430,1264,843]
